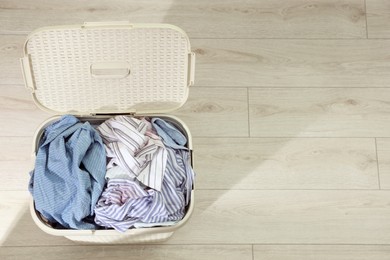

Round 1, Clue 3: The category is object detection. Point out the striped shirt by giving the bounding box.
[97,116,167,191]
[94,147,194,232]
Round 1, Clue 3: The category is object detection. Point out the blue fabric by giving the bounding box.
[151,118,188,150]
[151,118,193,204]
[29,115,106,229]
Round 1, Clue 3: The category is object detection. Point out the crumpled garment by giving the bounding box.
[152,118,193,204]
[94,117,194,232]
[97,116,167,191]
[151,118,188,150]
[29,115,106,229]
[94,147,190,232]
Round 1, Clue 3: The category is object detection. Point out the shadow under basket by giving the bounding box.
[30,114,195,244]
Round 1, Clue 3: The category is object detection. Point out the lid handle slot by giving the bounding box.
[90,62,131,79]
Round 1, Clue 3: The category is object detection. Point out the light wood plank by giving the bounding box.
[249,88,390,137]
[0,0,366,38]
[5,36,390,88]
[375,138,390,189]
[166,190,390,244]
[194,138,378,189]
[0,191,36,246]
[174,88,248,137]
[0,161,32,191]
[0,85,50,136]
[0,85,248,137]
[366,0,390,38]
[0,245,252,260]
[0,138,31,192]
[0,35,24,85]
[0,137,32,161]
[4,190,390,246]
[193,39,390,87]
[254,245,390,260]
[0,191,74,246]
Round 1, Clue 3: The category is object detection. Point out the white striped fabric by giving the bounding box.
[94,147,194,232]
[97,116,167,191]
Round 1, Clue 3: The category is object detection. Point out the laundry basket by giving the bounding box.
[20,22,196,244]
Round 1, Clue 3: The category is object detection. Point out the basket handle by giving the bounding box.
[188,52,195,86]
[90,62,131,79]
[20,56,35,92]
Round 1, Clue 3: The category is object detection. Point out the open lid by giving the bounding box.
[20,22,195,115]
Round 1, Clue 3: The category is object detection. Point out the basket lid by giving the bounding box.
[20,22,195,115]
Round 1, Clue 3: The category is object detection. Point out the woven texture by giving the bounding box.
[26,27,190,114]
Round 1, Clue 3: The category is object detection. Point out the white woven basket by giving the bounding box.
[21,22,195,114]
[21,22,195,244]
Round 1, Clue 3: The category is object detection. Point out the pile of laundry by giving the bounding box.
[29,115,194,232]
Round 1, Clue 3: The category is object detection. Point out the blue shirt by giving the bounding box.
[29,115,106,229]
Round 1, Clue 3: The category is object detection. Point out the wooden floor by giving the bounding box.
[2,0,390,259]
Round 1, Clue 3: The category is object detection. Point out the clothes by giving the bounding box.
[28,115,106,229]
[105,166,136,181]
[133,221,177,228]
[97,116,167,191]
[94,146,192,232]
[172,148,193,205]
[152,118,194,204]
[151,118,188,150]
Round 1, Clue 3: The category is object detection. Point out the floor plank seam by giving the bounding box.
[375,138,381,189]
[1,136,386,139]
[3,243,390,247]
[192,137,382,139]
[251,243,390,246]
[246,86,390,89]
[246,136,390,139]
[194,188,386,191]
[0,33,376,40]
[251,244,254,260]
[0,84,24,86]
[0,243,257,248]
[364,0,369,39]
[0,135,34,138]
[192,136,253,139]
[2,188,388,192]
[247,87,251,138]
[0,190,30,192]
[191,86,390,89]
[6,85,390,89]
[1,35,389,40]
[190,37,371,40]
[0,32,29,36]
